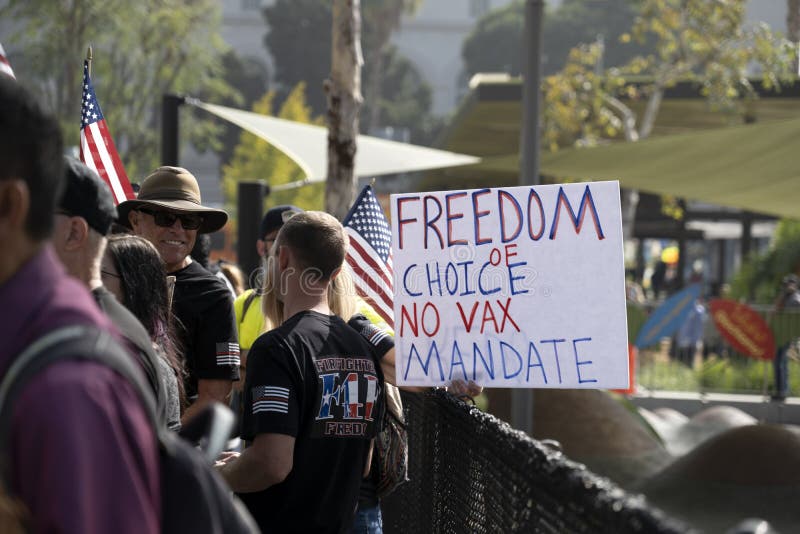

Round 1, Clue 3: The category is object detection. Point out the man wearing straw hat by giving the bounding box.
[118,166,239,422]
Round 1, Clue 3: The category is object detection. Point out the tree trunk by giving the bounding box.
[615,86,664,241]
[637,86,663,140]
[789,0,800,42]
[789,0,800,74]
[603,95,639,142]
[602,95,642,241]
[366,43,387,134]
[325,0,363,221]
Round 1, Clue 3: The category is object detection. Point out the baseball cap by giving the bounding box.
[259,205,303,239]
[59,157,117,235]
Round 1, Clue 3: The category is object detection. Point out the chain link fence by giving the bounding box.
[631,305,800,395]
[381,389,692,533]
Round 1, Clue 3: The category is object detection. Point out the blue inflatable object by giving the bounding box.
[634,284,702,348]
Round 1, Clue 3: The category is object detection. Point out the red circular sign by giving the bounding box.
[709,299,775,361]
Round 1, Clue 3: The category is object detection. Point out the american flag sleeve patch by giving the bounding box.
[216,342,240,367]
[252,386,290,414]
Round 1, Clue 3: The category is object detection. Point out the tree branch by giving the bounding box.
[602,94,639,142]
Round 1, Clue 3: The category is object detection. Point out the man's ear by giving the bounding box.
[63,217,89,251]
[277,244,290,271]
[128,210,140,231]
[256,239,265,258]
[329,266,342,281]
[0,180,30,232]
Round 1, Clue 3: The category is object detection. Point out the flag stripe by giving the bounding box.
[258,390,289,395]
[0,43,14,79]
[253,401,289,408]
[346,253,393,313]
[347,239,393,299]
[79,131,101,176]
[83,124,127,204]
[0,62,13,79]
[81,130,120,203]
[80,129,110,194]
[347,230,394,285]
[359,293,393,327]
[102,122,133,198]
[253,386,290,397]
[346,261,394,327]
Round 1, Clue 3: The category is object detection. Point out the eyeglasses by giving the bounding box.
[137,208,203,230]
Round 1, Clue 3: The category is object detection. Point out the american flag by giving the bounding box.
[0,42,15,79]
[79,60,134,205]
[343,185,394,328]
[252,385,290,415]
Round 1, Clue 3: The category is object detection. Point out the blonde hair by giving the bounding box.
[261,255,283,332]
[329,268,358,320]
[260,250,358,333]
[218,261,246,296]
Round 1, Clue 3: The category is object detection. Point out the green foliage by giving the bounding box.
[216,52,271,168]
[222,83,325,219]
[461,0,645,78]
[731,220,800,303]
[263,0,332,116]
[546,0,645,72]
[623,0,796,112]
[2,0,237,179]
[361,0,422,52]
[638,353,800,394]
[542,43,627,151]
[465,0,795,153]
[361,46,438,143]
[263,0,434,140]
[462,1,525,77]
[697,356,768,391]
[640,358,700,391]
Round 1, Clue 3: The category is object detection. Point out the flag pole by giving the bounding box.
[86,45,92,76]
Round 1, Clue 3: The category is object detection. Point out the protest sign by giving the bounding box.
[390,181,628,388]
[635,284,702,349]
[709,299,775,360]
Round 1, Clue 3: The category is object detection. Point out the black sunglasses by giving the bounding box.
[137,208,203,230]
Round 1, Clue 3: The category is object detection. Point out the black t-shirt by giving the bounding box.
[239,311,384,534]
[171,261,239,398]
[92,286,167,425]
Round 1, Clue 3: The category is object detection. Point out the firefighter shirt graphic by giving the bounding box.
[238,311,385,533]
[313,356,381,438]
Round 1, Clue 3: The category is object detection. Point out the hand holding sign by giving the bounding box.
[391,181,629,389]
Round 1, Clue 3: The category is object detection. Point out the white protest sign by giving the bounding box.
[390,181,628,388]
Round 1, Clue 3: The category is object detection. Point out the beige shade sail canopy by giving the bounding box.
[190,100,480,182]
[422,77,800,221]
[541,117,800,220]
[430,117,800,220]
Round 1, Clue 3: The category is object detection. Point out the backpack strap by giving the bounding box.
[0,325,157,488]
[241,289,258,319]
